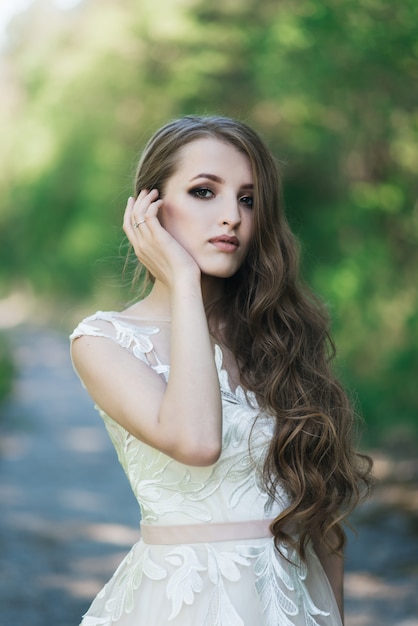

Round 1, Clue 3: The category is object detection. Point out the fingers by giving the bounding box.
[122,195,136,236]
[123,189,162,245]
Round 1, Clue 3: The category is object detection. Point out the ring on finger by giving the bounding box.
[133,219,146,229]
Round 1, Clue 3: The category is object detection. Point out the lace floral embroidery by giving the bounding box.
[84,540,331,625]
[237,541,330,626]
[87,546,166,626]
[96,543,253,624]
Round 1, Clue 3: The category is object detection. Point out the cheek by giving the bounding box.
[158,204,180,234]
[157,204,169,229]
[242,214,255,246]
[159,204,195,245]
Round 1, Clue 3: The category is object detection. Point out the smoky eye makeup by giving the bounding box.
[188,187,215,199]
[239,195,254,207]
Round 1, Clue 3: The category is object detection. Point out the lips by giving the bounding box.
[209,235,240,250]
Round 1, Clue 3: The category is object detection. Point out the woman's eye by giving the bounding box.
[240,195,254,208]
[190,187,214,199]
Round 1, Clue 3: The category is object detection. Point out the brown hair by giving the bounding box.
[131,115,373,560]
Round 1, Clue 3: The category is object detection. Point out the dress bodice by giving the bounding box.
[70,311,287,526]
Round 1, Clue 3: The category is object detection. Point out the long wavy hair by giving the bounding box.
[131,115,373,560]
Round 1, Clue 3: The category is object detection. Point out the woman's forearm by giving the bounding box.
[158,277,222,465]
[312,536,344,622]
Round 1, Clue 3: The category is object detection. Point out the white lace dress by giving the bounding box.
[70,311,343,626]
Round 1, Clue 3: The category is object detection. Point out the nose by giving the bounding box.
[219,196,241,228]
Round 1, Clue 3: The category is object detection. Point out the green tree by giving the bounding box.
[0,0,417,445]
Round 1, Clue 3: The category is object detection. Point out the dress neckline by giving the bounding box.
[99,310,252,402]
[111,311,172,323]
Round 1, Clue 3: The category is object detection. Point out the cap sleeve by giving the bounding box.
[70,311,168,374]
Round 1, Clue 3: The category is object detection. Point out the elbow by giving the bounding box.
[171,438,222,467]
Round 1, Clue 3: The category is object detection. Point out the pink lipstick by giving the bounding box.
[209,235,240,252]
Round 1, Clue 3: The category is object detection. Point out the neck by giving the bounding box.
[141,275,224,320]
[201,274,225,307]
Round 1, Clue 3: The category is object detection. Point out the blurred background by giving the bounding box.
[0,0,417,624]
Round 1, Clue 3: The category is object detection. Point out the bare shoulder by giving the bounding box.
[70,321,168,443]
[71,324,164,383]
[71,330,113,369]
[71,331,129,392]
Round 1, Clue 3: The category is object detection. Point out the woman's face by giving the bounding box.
[159,137,254,280]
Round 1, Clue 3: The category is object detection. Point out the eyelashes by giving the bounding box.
[240,195,254,208]
[190,187,213,199]
[189,187,254,208]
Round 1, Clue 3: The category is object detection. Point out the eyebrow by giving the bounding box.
[190,173,253,189]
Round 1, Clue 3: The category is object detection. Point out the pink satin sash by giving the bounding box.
[140,518,274,545]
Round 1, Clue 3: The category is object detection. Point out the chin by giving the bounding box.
[201,266,241,279]
[198,257,245,280]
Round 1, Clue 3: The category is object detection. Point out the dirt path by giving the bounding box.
[0,325,417,625]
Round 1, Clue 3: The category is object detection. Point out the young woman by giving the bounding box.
[70,115,372,626]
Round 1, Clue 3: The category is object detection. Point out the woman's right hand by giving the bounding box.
[72,188,222,467]
[123,190,201,288]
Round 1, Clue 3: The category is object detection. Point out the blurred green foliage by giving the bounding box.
[0,0,417,446]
